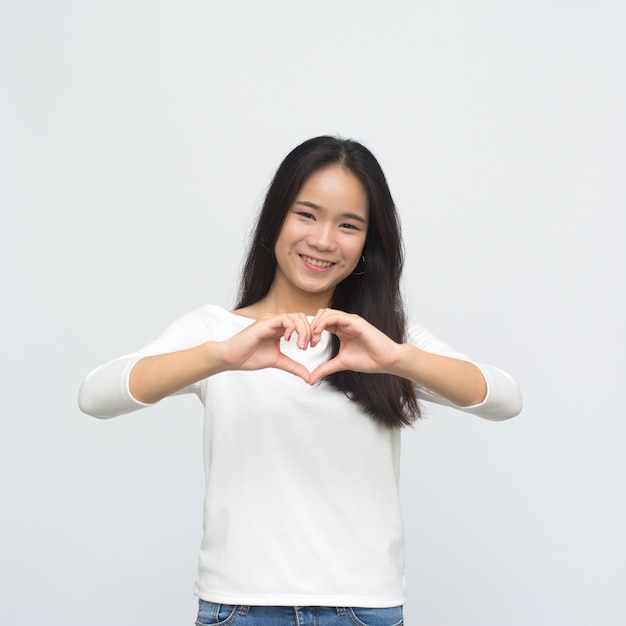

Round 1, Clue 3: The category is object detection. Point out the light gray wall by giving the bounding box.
[2,2,624,625]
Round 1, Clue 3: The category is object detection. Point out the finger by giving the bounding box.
[310,307,343,328]
[310,308,333,346]
[274,353,312,383]
[257,315,295,341]
[308,358,344,385]
[312,310,355,336]
[265,313,303,344]
[282,319,296,342]
[311,307,330,329]
[289,313,313,350]
[310,330,322,348]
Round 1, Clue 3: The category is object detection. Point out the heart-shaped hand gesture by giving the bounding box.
[219,312,315,383]
[219,309,402,385]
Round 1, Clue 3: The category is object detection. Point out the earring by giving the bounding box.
[352,255,366,276]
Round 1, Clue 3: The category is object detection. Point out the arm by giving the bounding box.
[404,322,522,420]
[390,343,487,407]
[127,342,227,404]
[308,309,522,421]
[78,309,313,418]
[128,311,314,404]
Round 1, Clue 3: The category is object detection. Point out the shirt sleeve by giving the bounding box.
[406,323,522,421]
[78,308,213,419]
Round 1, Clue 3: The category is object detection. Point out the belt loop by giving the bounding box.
[336,607,347,616]
[238,606,250,615]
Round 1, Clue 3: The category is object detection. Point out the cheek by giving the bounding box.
[348,236,367,260]
[273,225,293,253]
[275,219,301,247]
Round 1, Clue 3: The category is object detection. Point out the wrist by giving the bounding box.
[204,340,232,374]
[386,342,416,378]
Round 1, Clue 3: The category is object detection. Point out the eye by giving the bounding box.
[295,211,315,220]
[340,222,362,231]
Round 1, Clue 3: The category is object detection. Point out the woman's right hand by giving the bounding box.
[129,313,313,404]
[217,312,312,382]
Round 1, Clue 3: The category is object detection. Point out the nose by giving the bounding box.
[308,222,336,251]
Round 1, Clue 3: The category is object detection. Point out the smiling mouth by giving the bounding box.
[299,254,335,269]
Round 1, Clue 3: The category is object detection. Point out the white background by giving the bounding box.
[1,1,624,625]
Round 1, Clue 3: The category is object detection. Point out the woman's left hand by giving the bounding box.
[308,308,489,407]
[308,309,401,384]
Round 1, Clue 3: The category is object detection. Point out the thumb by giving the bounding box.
[308,358,344,386]
[273,353,312,384]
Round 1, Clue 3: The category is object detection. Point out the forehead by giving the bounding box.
[296,166,368,216]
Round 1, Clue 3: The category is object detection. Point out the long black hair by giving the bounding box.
[236,136,421,428]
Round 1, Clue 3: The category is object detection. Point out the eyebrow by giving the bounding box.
[294,200,368,224]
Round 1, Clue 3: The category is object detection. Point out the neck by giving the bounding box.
[253,283,333,316]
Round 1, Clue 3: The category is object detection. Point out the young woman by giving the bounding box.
[79,136,522,626]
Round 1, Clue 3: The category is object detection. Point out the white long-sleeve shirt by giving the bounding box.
[79,305,522,607]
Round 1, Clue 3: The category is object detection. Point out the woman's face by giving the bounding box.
[272,165,369,304]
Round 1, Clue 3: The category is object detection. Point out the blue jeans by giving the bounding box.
[196,600,404,626]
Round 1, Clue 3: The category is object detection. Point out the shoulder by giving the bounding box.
[186,304,235,323]
[167,304,253,339]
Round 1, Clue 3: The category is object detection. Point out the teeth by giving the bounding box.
[301,255,334,268]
